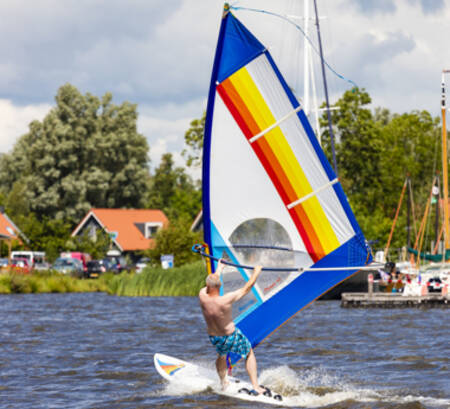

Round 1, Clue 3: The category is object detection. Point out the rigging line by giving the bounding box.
[408,178,417,239]
[229,5,357,89]
[192,244,377,272]
[287,178,339,209]
[384,178,407,261]
[215,244,295,252]
[249,105,302,143]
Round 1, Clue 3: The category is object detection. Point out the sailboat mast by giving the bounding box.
[441,70,450,250]
[313,0,338,175]
[407,176,411,248]
[303,0,310,115]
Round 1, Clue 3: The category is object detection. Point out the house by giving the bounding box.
[72,209,169,258]
[0,209,28,259]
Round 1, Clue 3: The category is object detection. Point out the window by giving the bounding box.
[89,225,97,240]
[145,222,162,238]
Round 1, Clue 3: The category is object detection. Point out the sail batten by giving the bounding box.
[287,178,339,209]
[249,105,303,143]
[202,8,371,363]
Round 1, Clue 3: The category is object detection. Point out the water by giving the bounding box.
[0,293,448,409]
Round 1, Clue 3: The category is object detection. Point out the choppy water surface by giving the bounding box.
[0,293,448,409]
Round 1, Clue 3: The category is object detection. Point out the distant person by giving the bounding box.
[198,259,265,395]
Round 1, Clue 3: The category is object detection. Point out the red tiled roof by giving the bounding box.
[72,208,169,251]
[0,213,20,240]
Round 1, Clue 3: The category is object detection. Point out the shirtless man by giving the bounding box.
[199,259,265,395]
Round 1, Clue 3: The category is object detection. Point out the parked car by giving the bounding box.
[0,258,8,268]
[106,256,129,274]
[135,257,150,273]
[427,277,442,293]
[11,258,32,273]
[11,251,46,268]
[60,252,91,274]
[86,259,113,278]
[34,262,51,271]
[52,257,84,278]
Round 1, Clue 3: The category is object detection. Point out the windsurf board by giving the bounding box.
[154,353,284,406]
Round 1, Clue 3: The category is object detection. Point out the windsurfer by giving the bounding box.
[199,259,265,394]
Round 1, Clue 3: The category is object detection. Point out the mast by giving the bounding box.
[302,1,321,143]
[407,176,411,248]
[434,174,440,249]
[441,70,450,251]
[313,0,338,175]
[303,0,310,116]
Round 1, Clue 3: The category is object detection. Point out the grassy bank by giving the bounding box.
[106,261,206,296]
[0,261,207,296]
[0,270,109,294]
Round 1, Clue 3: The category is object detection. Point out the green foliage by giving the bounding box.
[65,229,112,260]
[0,264,205,296]
[321,88,443,257]
[147,153,201,221]
[182,111,205,167]
[146,217,202,267]
[0,270,109,294]
[105,261,205,296]
[0,83,150,224]
[11,214,72,262]
[321,88,383,213]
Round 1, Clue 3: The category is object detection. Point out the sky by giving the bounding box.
[0,0,448,177]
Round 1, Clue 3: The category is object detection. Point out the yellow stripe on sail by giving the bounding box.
[231,68,336,252]
[230,69,310,197]
[229,66,340,254]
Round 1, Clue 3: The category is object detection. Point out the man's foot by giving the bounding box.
[260,385,272,397]
[221,378,230,391]
[252,385,266,395]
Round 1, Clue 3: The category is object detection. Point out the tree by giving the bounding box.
[146,217,202,266]
[147,153,201,221]
[10,213,72,262]
[321,88,383,214]
[182,111,205,168]
[65,229,112,260]
[0,84,150,223]
[376,110,441,251]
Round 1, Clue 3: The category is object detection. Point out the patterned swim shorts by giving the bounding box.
[209,327,251,359]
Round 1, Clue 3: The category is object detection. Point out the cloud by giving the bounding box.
[138,99,205,177]
[0,0,219,107]
[407,0,445,14]
[0,100,51,153]
[347,0,397,15]
[335,31,416,89]
[347,0,445,16]
[0,97,203,179]
[1,0,450,169]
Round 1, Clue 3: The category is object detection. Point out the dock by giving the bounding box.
[341,293,450,308]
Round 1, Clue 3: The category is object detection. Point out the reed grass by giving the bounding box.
[105,261,206,296]
[0,270,107,294]
[0,262,207,296]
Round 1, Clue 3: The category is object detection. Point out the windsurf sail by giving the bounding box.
[201,4,372,363]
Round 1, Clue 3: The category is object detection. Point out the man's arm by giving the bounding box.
[225,265,263,303]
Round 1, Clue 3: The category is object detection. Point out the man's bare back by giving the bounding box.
[199,287,236,336]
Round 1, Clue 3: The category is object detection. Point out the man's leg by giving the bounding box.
[245,349,265,394]
[215,354,228,390]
